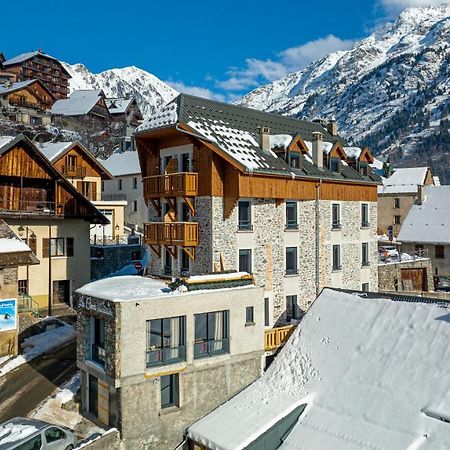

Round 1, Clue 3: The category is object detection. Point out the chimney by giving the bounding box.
[327,119,338,136]
[259,126,270,153]
[312,131,324,169]
[417,184,425,205]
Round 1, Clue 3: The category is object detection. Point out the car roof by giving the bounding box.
[0,418,51,450]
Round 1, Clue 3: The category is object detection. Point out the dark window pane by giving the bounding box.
[238,201,251,230]
[286,202,298,228]
[246,306,254,324]
[332,204,341,229]
[160,374,179,408]
[239,249,252,273]
[264,298,270,327]
[195,314,207,341]
[286,247,298,274]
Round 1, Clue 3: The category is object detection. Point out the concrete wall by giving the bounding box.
[91,201,127,239]
[0,267,18,356]
[9,219,91,309]
[401,243,450,277]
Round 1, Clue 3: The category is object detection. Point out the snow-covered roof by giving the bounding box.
[3,51,58,66]
[397,185,450,244]
[0,135,16,150]
[37,141,74,162]
[0,237,31,254]
[269,134,293,149]
[303,140,334,154]
[0,80,35,96]
[51,89,105,116]
[106,98,133,114]
[188,288,450,450]
[136,101,178,132]
[343,146,362,159]
[433,176,441,186]
[378,167,430,194]
[99,150,141,176]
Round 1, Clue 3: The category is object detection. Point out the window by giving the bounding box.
[394,198,400,209]
[181,250,190,273]
[50,237,65,257]
[332,203,341,229]
[332,244,341,270]
[194,310,229,358]
[435,245,445,259]
[132,177,138,189]
[164,248,172,275]
[146,316,186,367]
[18,280,28,295]
[286,201,298,229]
[359,162,368,176]
[43,238,73,257]
[285,247,298,275]
[290,154,300,168]
[118,178,122,190]
[286,295,301,320]
[238,201,252,230]
[101,180,105,192]
[25,234,37,254]
[239,249,252,274]
[361,203,369,227]
[160,374,179,409]
[362,242,370,266]
[362,283,370,292]
[246,306,254,325]
[181,153,190,172]
[415,244,424,256]
[133,200,138,212]
[79,181,97,201]
[394,215,401,225]
[45,427,65,443]
[16,434,42,450]
[66,237,74,257]
[329,157,341,173]
[264,297,270,327]
[91,317,106,366]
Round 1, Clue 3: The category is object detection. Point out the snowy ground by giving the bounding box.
[0,317,76,377]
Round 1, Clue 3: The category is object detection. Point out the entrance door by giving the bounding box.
[401,268,426,291]
[53,280,70,304]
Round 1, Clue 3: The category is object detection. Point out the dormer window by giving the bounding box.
[329,157,341,173]
[290,154,300,169]
[359,162,368,176]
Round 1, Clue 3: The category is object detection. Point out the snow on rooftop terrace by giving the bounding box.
[188,288,450,450]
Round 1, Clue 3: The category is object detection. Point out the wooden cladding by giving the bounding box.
[61,165,87,178]
[264,325,296,351]
[0,146,52,179]
[144,222,198,247]
[143,172,198,199]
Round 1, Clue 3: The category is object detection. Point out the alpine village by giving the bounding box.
[1,4,450,450]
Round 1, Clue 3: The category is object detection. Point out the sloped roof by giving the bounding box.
[106,98,134,115]
[99,150,141,176]
[3,51,70,75]
[136,94,380,184]
[188,288,450,450]
[378,167,430,195]
[0,80,34,96]
[397,185,450,244]
[51,89,105,116]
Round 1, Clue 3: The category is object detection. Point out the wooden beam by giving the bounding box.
[148,245,161,258]
[182,247,196,261]
[149,199,161,216]
[183,196,196,216]
[165,245,177,259]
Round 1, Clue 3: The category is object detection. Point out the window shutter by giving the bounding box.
[28,236,37,254]
[67,238,74,257]
[91,182,97,201]
[42,238,50,258]
[77,181,83,194]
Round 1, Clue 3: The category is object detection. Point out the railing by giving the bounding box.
[146,346,186,368]
[0,199,63,215]
[8,98,46,110]
[61,165,86,178]
[100,193,127,201]
[18,293,40,317]
[194,339,229,359]
[264,325,296,351]
[143,172,198,199]
[90,235,140,246]
[144,222,198,247]
[91,344,106,366]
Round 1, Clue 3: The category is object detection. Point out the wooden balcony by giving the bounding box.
[143,172,198,199]
[61,165,86,178]
[144,222,198,247]
[264,325,296,351]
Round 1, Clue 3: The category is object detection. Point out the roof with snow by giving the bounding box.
[188,288,450,450]
[136,94,380,183]
[51,89,106,116]
[0,80,34,96]
[378,167,431,194]
[397,185,450,244]
[106,97,134,114]
[99,150,141,176]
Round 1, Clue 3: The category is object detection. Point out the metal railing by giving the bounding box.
[90,235,132,245]
[143,172,198,199]
[100,193,127,201]
[146,346,186,368]
[144,222,198,247]
[18,293,40,317]
[264,325,296,351]
[194,339,229,359]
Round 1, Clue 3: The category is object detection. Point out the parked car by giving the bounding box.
[379,245,399,261]
[0,418,76,450]
[434,276,450,292]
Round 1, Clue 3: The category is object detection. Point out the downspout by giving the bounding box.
[315,179,322,296]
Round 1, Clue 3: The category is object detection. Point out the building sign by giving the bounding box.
[0,299,17,332]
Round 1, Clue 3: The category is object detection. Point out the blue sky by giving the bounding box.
[2,0,439,100]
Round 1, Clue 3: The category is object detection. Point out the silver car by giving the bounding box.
[0,418,77,450]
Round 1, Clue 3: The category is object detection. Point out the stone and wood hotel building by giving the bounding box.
[135,95,381,323]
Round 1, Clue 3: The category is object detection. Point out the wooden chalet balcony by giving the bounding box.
[61,165,86,178]
[144,222,198,247]
[143,172,198,199]
[264,325,296,351]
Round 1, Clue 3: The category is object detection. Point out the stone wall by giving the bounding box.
[118,353,261,450]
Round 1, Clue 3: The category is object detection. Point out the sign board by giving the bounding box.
[0,298,17,332]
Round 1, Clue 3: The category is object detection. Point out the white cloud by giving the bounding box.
[167,81,225,102]
[217,34,354,92]
[379,0,450,17]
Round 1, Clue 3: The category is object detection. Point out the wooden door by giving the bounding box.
[401,268,426,291]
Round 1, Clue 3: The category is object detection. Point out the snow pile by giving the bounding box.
[188,288,450,450]
[0,237,31,253]
[0,318,76,377]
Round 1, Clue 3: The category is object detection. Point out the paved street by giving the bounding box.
[0,340,77,422]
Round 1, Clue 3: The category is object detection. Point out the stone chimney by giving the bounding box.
[417,184,425,205]
[259,126,270,153]
[312,131,324,169]
[327,119,338,136]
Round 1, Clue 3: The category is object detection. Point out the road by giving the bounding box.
[0,340,77,422]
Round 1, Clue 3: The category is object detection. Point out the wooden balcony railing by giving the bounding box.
[143,172,198,199]
[144,222,198,247]
[264,325,296,351]
[61,165,86,178]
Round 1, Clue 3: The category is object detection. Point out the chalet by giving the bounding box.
[2,50,71,99]
[37,140,127,241]
[0,53,15,82]
[106,97,143,127]
[135,94,381,324]
[0,134,108,311]
[398,185,450,277]
[378,166,434,237]
[51,89,111,122]
[0,79,55,125]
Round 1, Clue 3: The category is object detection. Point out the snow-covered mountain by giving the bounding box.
[62,63,178,117]
[239,6,450,181]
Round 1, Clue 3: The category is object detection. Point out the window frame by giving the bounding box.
[394,198,400,209]
[194,310,229,359]
[286,295,301,320]
[245,306,254,325]
[362,242,370,267]
[160,374,179,409]
[394,215,401,225]
[332,244,342,271]
[50,237,65,257]
[285,247,298,275]
[435,245,445,259]
[332,203,341,230]
[286,201,298,230]
[238,249,252,274]
[329,157,341,173]
[361,203,369,228]
[237,200,252,231]
[132,177,138,189]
